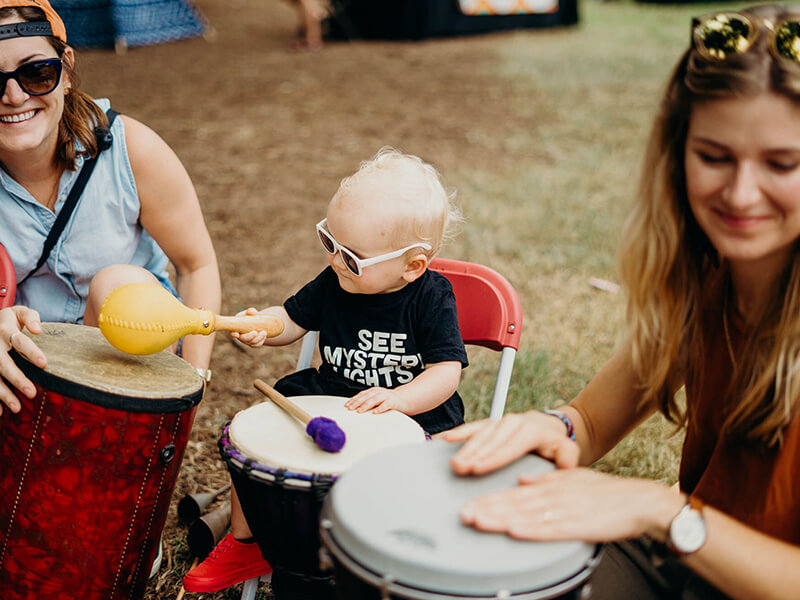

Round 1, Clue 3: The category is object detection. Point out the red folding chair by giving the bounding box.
[0,242,16,309]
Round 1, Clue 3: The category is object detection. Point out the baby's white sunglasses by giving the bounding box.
[315,218,431,277]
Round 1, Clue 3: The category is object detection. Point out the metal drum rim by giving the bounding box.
[319,516,603,600]
[218,424,339,484]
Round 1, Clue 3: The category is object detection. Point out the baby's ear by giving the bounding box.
[403,253,429,283]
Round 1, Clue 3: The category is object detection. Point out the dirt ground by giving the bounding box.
[65,1,565,597]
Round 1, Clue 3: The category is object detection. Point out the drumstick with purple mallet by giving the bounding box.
[253,379,346,453]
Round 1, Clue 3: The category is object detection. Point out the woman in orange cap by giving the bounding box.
[0,0,220,412]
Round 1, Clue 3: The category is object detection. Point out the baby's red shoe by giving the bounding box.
[182,534,272,593]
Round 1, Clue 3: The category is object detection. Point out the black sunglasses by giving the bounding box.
[692,12,800,62]
[0,58,62,97]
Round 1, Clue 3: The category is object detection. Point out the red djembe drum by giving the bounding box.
[0,322,203,600]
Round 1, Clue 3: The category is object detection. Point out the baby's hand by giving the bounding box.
[230,307,269,347]
[345,387,406,414]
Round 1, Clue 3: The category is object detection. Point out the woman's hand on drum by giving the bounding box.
[0,307,46,413]
[441,411,580,476]
[459,467,682,545]
[345,387,406,414]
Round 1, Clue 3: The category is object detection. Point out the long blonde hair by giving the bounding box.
[0,6,107,171]
[618,4,800,447]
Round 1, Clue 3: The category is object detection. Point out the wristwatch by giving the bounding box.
[196,368,212,384]
[667,496,706,555]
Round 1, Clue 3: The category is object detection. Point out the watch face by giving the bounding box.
[671,507,707,554]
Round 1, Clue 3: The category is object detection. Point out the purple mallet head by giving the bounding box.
[306,416,346,453]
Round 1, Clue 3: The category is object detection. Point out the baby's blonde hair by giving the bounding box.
[331,147,461,257]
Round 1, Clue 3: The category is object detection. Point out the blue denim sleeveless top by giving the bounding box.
[0,99,170,323]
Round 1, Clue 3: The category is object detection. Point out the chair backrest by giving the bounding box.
[428,257,522,352]
[429,257,522,419]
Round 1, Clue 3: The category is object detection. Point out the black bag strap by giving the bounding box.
[19,108,118,287]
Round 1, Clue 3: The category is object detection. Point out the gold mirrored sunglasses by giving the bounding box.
[692,11,800,62]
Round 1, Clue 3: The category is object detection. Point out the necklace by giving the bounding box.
[723,297,737,370]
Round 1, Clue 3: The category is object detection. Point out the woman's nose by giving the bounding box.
[725,162,762,209]
[1,77,29,106]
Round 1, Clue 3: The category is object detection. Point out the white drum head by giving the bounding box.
[322,440,597,596]
[228,396,427,475]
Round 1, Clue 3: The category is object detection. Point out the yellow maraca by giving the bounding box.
[98,282,284,355]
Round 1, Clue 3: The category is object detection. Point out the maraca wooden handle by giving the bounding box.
[254,379,312,424]
[214,314,284,336]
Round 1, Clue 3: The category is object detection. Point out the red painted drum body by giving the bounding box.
[0,323,203,600]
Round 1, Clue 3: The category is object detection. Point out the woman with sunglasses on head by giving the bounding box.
[0,0,220,416]
[442,6,800,600]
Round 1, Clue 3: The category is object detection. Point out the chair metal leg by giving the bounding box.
[296,330,318,371]
[240,576,260,600]
[489,347,516,420]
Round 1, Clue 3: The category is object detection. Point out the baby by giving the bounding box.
[182,147,468,594]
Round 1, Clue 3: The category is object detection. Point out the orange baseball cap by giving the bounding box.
[0,0,67,43]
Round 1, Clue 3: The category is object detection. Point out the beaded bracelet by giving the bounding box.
[543,409,576,441]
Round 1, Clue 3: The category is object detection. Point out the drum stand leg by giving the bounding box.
[241,576,260,600]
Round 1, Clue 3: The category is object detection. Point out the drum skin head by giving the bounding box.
[322,440,598,597]
[20,322,202,399]
[228,396,427,476]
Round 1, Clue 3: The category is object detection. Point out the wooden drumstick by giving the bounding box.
[254,379,346,453]
[98,283,284,355]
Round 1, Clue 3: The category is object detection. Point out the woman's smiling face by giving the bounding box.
[685,92,800,275]
[0,17,69,160]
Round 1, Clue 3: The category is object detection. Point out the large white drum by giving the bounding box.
[320,440,601,599]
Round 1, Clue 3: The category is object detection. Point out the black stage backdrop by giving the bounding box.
[326,0,578,41]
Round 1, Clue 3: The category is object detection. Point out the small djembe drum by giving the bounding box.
[219,396,428,599]
[0,322,203,600]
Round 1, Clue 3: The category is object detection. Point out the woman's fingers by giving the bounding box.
[461,469,672,543]
[438,420,489,442]
[447,411,580,476]
[0,346,32,411]
[450,413,549,476]
[0,308,45,410]
[11,329,46,369]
